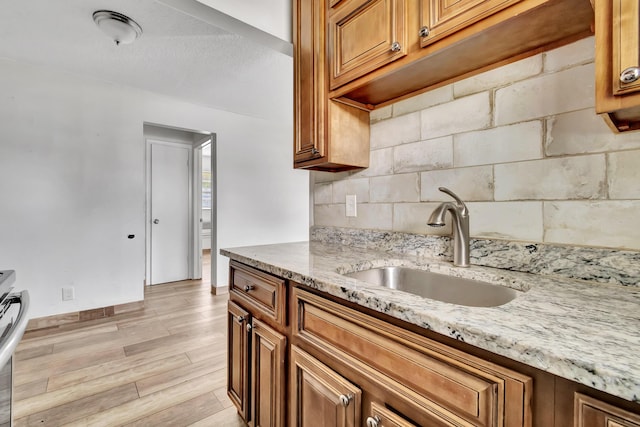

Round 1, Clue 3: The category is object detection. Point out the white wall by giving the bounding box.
[0,58,309,319]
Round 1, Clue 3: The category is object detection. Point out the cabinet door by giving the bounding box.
[595,0,640,131]
[293,0,326,164]
[575,393,640,427]
[329,0,407,89]
[251,319,286,427]
[366,402,417,427]
[612,0,640,96]
[227,301,251,421]
[419,0,519,47]
[290,346,361,427]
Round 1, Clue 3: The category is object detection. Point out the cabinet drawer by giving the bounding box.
[575,393,640,427]
[230,261,286,325]
[293,287,532,426]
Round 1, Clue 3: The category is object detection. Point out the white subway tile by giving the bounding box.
[494,156,606,200]
[393,136,453,173]
[495,63,595,126]
[393,203,452,235]
[370,105,392,123]
[370,173,420,202]
[352,148,394,178]
[314,204,348,227]
[544,36,595,72]
[546,109,640,156]
[421,166,494,201]
[453,55,543,97]
[393,86,453,117]
[608,150,640,199]
[370,112,421,149]
[332,178,370,203]
[313,183,333,205]
[544,201,640,250]
[469,202,544,241]
[421,92,491,139]
[454,121,543,167]
[313,171,350,183]
[349,203,393,230]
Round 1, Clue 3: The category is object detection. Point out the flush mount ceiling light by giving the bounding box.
[92,10,143,45]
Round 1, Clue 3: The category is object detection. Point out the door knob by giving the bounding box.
[153,219,160,224]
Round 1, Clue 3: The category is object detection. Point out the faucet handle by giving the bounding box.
[438,187,468,213]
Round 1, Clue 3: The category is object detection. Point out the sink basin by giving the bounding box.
[343,266,518,307]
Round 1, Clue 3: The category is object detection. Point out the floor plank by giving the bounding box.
[13,258,244,426]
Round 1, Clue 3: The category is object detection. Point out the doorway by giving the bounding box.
[144,124,216,288]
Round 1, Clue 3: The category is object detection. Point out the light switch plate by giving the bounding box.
[346,195,357,217]
[62,287,75,301]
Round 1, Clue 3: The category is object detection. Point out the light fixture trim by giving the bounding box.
[92,10,143,45]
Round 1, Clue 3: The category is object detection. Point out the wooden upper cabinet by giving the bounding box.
[290,346,362,427]
[419,0,520,46]
[329,0,408,90]
[575,393,640,427]
[595,0,640,132]
[293,0,370,171]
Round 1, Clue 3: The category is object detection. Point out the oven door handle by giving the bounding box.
[0,290,30,369]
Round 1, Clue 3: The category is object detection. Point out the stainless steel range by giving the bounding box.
[0,271,29,427]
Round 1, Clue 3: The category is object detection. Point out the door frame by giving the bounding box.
[145,138,194,285]
[192,134,217,288]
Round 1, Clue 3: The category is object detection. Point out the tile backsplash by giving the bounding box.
[312,36,640,251]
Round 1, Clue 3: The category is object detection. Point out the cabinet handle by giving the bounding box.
[419,26,430,37]
[390,42,401,52]
[338,394,353,407]
[620,67,640,84]
[366,416,381,427]
[244,285,254,292]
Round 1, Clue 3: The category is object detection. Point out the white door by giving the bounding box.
[150,143,190,285]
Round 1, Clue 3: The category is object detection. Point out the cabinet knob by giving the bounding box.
[620,67,640,84]
[311,147,320,155]
[247,323,252,332]
[390,42,402,52]
[366,416,381,427]
[236,315,245,323]
[244,285,254,292]
[338,393,353,407]
[419,26,430,37]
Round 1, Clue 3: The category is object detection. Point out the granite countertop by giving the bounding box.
[221,241,640,403]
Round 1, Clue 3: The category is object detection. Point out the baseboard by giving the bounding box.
[26,300,145,332]
[210,285,228,295]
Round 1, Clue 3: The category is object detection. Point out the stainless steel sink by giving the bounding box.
[344,266,518,307]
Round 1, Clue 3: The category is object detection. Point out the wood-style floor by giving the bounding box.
[12,257,245,426]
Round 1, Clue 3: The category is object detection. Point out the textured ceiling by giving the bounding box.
[0,0,293,120]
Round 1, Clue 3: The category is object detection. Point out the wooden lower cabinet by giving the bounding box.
[290,346,362,427]
[228,300,250,421]
[292,287,532,427]
[252,319,286,427]
[575,393,640,427]
[226,261,640,427]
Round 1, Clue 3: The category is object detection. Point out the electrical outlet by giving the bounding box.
[346,194,357,217]
[62,287,75,301]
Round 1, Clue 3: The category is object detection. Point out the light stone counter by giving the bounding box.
[221,240,640,403]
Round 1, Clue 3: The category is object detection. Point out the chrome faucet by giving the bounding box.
[427,187,470,267]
